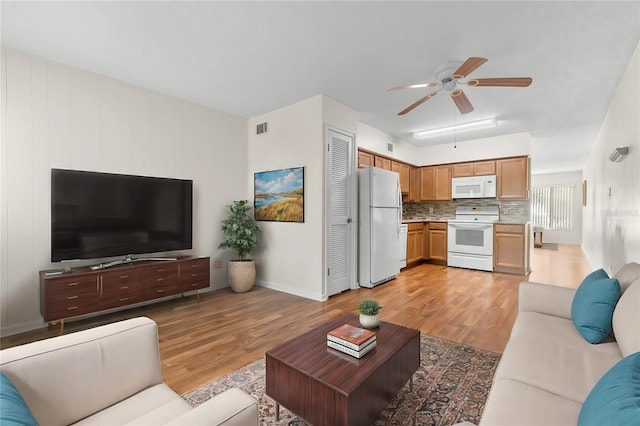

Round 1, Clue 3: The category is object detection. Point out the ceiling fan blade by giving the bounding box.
[388,82,440,91]
[470,77,533,87]
[452,57,488,78]
[398,92,437,115]
[450,89,474,114]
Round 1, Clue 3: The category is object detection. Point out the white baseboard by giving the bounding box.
[1,319,46,338]
[257,280,326,302]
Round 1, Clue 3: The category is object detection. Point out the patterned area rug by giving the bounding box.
[182,334,501,426]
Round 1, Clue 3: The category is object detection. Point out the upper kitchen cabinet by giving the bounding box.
[407,166,420,202]
[358,150,374,169]
[374,156,392,170]
[391,161,410,194]
[420,165,451,201]
[451,160,496,177]
[497,157,529,200]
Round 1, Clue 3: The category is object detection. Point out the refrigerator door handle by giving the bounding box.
[397,180,402,237]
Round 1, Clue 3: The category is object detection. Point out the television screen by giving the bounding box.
[51,169,192,262]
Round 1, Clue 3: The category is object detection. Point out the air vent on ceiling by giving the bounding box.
[256,122,268,135]
[387,142,394,153]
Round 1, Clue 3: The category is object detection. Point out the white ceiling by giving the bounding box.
[2,1,639,174]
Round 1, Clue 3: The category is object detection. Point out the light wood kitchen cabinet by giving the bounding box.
[451,162,474,177]
[452,160,496,177]
[420,165,451,201]
[408,166,420,202]
[497,157,529,200]
[428,222,448,264]
[392,161,410,194]
[406,223,424,264]
[494,223,530,275]
[473,160,496,176]
[358,150,374,169]
[374,156,392,170]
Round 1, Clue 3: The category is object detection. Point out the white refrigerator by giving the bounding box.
[358,167,403,288]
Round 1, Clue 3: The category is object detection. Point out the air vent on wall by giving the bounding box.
[256,122,268,135]
[387,142,394,153]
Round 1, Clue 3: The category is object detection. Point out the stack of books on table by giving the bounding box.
[327,324,377,358]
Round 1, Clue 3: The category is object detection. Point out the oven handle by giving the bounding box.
[448,223,494,229]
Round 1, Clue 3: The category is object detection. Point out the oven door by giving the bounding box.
[447,222,494,256]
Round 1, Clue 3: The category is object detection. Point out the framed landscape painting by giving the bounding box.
[254,166,304,222]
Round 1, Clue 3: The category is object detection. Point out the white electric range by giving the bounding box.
[447,206,499,272]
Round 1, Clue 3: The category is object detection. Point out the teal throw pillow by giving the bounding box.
[0,372,39,425]
[578,351,640,426]
[571,268,621,344]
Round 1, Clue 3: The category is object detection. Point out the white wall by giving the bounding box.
[413,132,530,166]
[357,122,419,161]
[247,96,325,300]
[531,171,583,244]
[356,126,530,167]
[0,48,248,336]
[247,95,359,301]
[582,43,640,274]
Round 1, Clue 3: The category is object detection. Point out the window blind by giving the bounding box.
[531,185,574,230]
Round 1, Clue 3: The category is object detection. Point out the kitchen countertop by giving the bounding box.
[403,217,453,223]
[403,217,530,225]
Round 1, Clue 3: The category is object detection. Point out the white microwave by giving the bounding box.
[451,175,497,199]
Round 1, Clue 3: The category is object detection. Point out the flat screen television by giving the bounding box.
[51,169,193,263]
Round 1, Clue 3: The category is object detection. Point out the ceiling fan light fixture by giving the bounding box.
[413,117,497,140]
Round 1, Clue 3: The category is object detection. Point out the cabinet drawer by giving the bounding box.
[179,258,208,275]
[495,224,524,234]
[407,222,424,231]
[45,276,98,303]
[143,285,179,300]
[101,270,142,298]
[143,264,179,288]
[46,294,99,321]
[429,222,447,230]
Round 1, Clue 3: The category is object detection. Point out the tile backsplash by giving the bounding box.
[403,198,530,223]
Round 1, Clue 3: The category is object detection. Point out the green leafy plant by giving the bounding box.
[358,299,382,316]
[218,200,261,260]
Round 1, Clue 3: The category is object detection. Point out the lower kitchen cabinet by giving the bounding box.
[494,223,531,275]
[406,223,424,264]
[427,222,447,264]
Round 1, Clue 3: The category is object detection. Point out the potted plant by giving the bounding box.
[358,299,382,329]
[219,200,261,293]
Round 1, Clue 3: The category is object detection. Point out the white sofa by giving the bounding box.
[480,262,640,426]
[0,317,259,425]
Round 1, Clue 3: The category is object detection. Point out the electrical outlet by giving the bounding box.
[429,207,434,214]
[214,259,223,269]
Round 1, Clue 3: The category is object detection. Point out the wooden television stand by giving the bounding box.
[40,256,210,333]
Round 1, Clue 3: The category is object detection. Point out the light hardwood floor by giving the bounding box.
[1,244,591,394]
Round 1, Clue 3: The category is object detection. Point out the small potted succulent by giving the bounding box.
[358,299,382,329]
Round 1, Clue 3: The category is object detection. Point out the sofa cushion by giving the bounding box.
[613,281,640,357]
[571,269,621,343]
[494,312,622,403]
[612,261,640,294]
[0,317,162,425]
[479,378,582,426]
[72,384,191,425]
[0,372,38,426]
[577,351,640,426]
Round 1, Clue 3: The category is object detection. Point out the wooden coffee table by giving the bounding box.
[265,313,420,425]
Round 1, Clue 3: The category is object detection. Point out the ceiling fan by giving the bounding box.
[389,57,532,115]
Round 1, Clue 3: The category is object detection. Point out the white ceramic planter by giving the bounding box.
[359,313,380,329]
[228,260,256,293]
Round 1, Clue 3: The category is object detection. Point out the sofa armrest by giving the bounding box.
[518,282,576,320]
[164,388,258,426]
